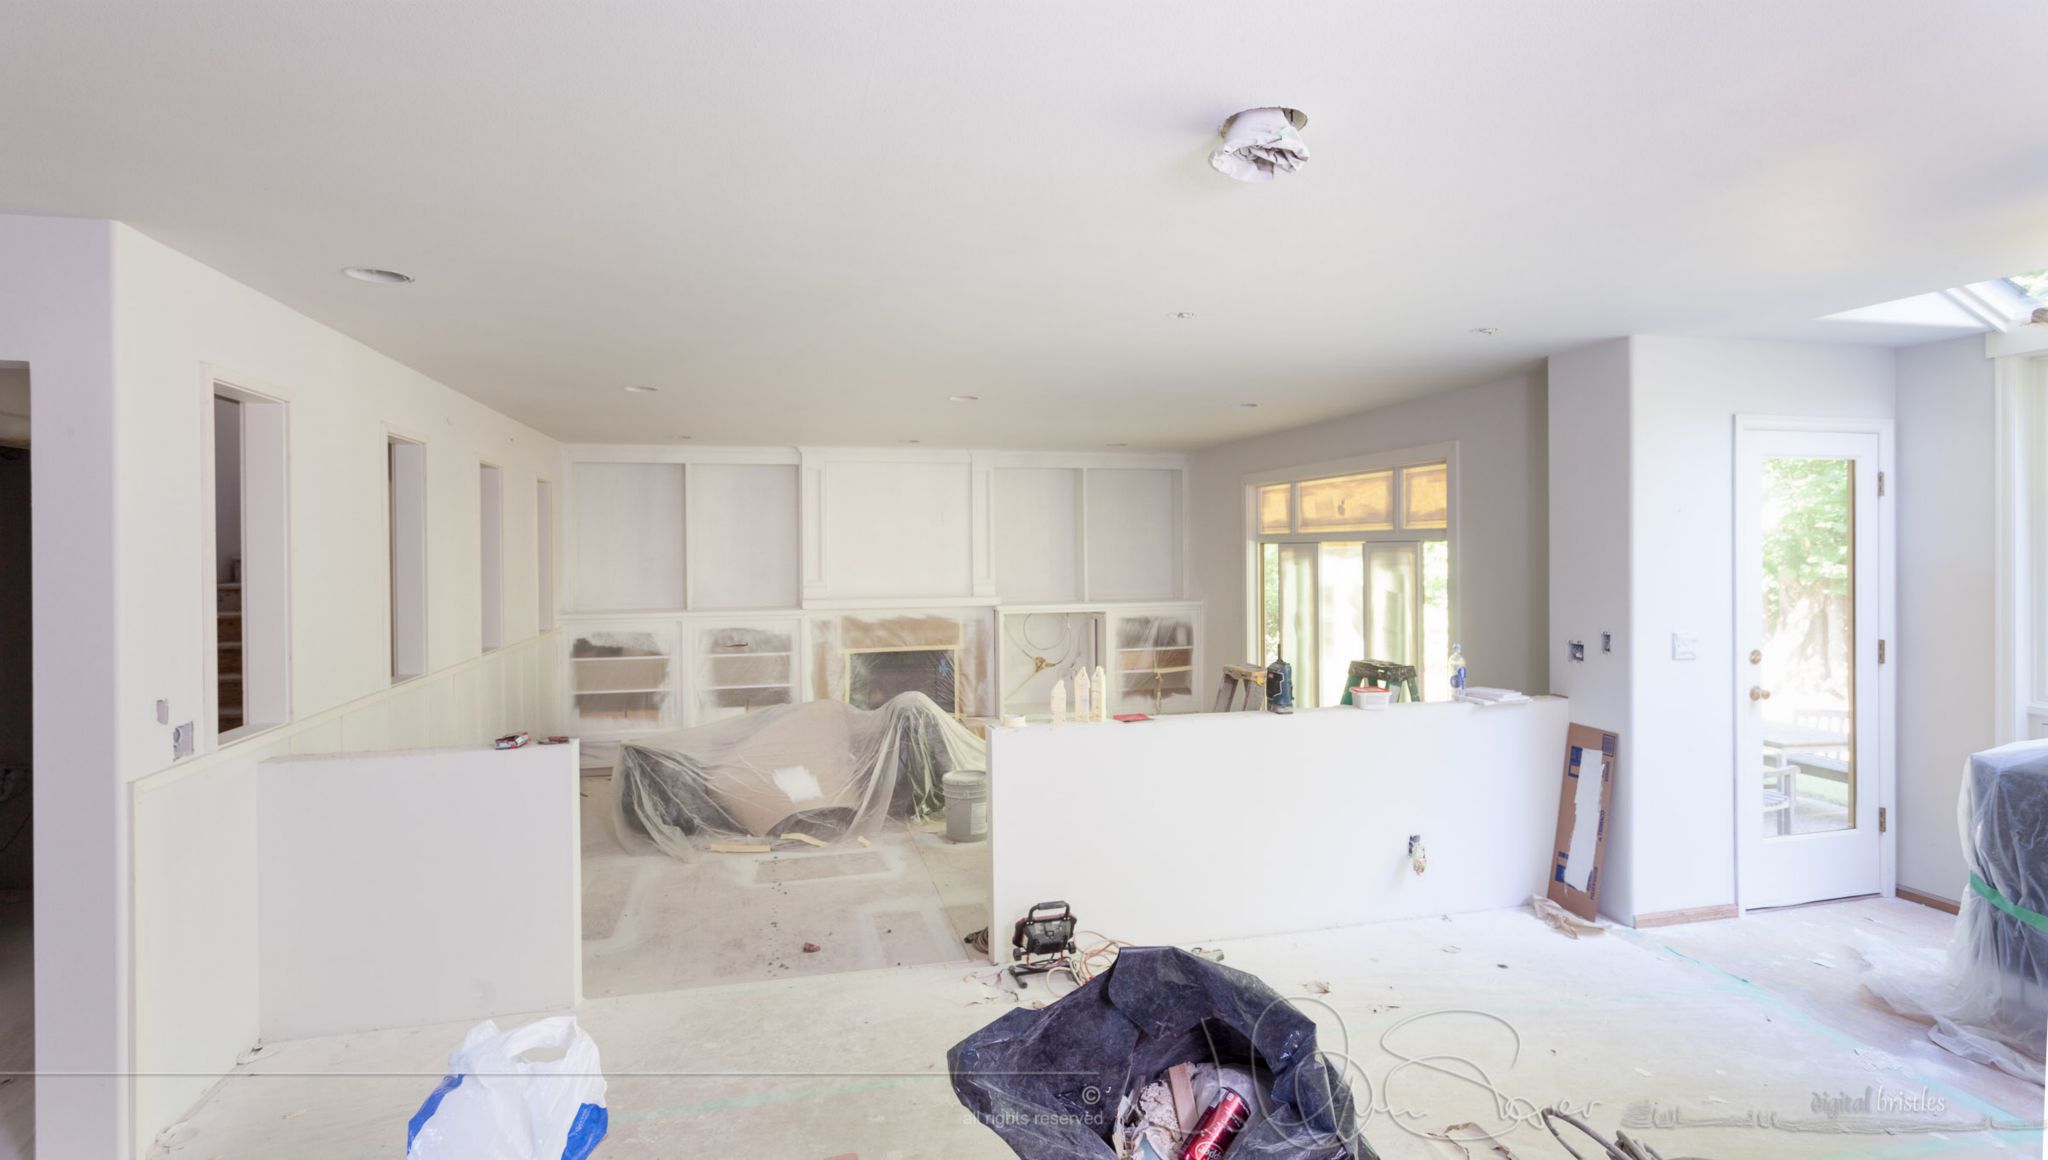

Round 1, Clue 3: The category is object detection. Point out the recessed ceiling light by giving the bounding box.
[623,385,657,393]
[1107,442,1130,448]
[671,435,692,440]
[949,394,980,403]
[1170,311,1198,320]
[1237,402,1259,409]
[1470,327,1500,336]
[900,438,922,444]
[341,266,413,284]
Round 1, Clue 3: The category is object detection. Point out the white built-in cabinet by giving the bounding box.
[557,445,1199,760]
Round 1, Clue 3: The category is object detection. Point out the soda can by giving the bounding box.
[1179,1088,1249,1160]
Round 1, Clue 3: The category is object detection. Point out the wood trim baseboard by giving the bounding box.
[1632,904,1739,929]
[1896,886,1961,915]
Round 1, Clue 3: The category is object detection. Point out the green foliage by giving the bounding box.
[1760,457,1850,628]
[2010,269,2048,300]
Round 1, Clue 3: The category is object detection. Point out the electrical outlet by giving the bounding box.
[1671,632,1699,661]
[1567,640,1586,663]
[172,723,194,760]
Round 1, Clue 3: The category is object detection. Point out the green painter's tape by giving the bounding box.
[1970,873,2048,934]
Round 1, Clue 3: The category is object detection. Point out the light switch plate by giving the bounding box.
[1671,632,1699,661]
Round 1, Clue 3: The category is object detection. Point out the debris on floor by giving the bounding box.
[1427,1121,1519,1158]
[1302,980,1330,994]
[950,946,1370,1157]
[708,842,773,854]
[1529,894,1605,939]
[779,832,828,848]
[963,927,990,955]
[802,942,821,954]
[1539,1107,1678,1160]
[405,1017,608,1160]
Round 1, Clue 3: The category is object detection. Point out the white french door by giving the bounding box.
[1734,425,1888,909]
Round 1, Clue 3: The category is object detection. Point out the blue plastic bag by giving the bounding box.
[406,1016,608,1160]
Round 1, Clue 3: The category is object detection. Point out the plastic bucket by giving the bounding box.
[1350,686,1394,709]
[943,769,989,843]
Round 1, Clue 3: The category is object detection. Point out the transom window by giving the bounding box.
[1249,452,1453,707]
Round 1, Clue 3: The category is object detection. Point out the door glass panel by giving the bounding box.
[1367,543,1419,668]
[1257,484,1292,533]
[1278,543,1318,706]
[1317,543,1365,705]
[1298,471,1394,532]
[1421,540,1451,700]
[1259,543,1281,666]
[1757,456,1856,837]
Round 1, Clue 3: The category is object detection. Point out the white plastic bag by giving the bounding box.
[406,1017,609,1160]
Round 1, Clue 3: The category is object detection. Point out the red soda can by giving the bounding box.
[1179,1088,1249,1160]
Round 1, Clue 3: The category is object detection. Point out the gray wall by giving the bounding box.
[1187,371,1550,705]
[1895,334,1997,902]
[1545,339,1635,921]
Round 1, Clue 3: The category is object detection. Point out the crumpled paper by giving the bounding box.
[1210,107,1309,183]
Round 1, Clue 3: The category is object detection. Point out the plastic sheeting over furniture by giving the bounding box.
[612,691,985,859]
[1864,739,2048,1083]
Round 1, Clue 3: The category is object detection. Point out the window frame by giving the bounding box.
[1994,351,2048,740]
[1242,443,1458,706]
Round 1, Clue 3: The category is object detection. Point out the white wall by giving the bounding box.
[1187,372,1550,701]
[134,635,561,1150]
[1545,339,1635,922]
[987,699,1572,951]
[0,216,124,1159]
[561,446,1190,616]
[260,742,579,1041]
[1895,335,1998,902]
[1626,337,1896,918]
[0,217,571,1157]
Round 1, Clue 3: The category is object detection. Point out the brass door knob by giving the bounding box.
[1749,649,1762,665]
[1749,686,1772,702]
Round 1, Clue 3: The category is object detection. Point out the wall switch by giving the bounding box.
[155,698,170,724]
[172,723,194,760]
[1671,632,1699,661]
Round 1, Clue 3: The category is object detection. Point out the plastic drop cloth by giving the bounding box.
[1863,739,2048,1083]
[612,690,985,859]
[949,946,1374,1159]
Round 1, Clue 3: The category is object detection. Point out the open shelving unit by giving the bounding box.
[692,619,799,722]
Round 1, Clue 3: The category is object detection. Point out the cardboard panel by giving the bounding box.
[1549,723,1619,921]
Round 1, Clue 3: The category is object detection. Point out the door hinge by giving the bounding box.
[1878,639,1887,664]
[1877,470,1886,497]
[1879,806,1887,834]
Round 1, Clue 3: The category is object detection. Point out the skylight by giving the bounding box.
[2006,269,2048,303]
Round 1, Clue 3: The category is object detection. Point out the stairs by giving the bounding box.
[218,576,243,733]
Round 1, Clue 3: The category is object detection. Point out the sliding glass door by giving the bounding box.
[1260,539,1445,707]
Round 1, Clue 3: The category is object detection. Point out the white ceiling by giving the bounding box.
[5,2,2048,450]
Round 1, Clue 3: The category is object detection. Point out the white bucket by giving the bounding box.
[943,769,989,843]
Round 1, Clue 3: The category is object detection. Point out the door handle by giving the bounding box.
[1749,686,1772,702]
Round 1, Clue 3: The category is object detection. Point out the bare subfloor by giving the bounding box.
[583,772,991,997]
[147,896,2043,1158]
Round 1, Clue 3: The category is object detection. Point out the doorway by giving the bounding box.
[1734,423,1891,909]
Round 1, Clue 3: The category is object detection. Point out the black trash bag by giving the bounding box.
[948,947,1376,1159]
